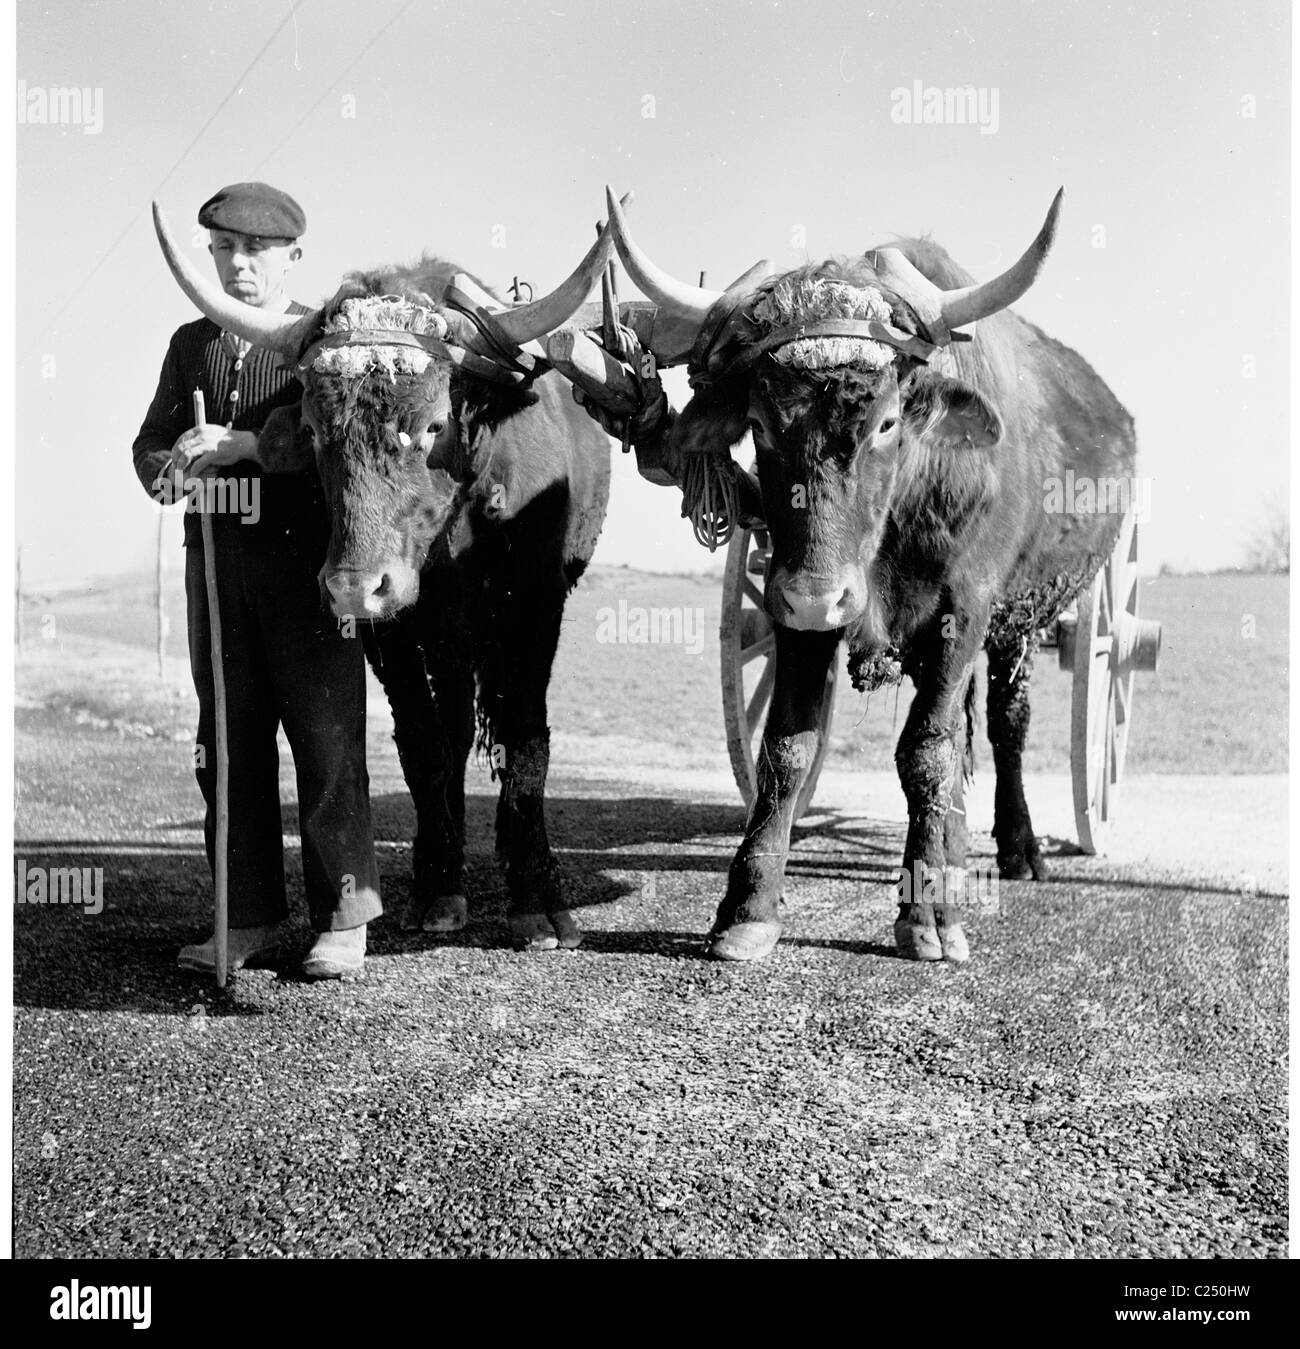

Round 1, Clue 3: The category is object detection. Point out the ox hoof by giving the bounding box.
[548,909,583,950]
[509,912,560,952]
[706,920,782,963]
[894,917,943,962]
[399,896,430,932]
[937,922,970,964]
[997,851,1050,881]
[422,894,468,933]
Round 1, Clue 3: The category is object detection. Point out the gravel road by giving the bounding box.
[12,703,1288,1258]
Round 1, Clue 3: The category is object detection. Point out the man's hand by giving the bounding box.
[568,330,671,445]
[152,425,258,500]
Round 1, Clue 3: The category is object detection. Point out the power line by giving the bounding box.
[39,1,310,338]
[253,0,418,176]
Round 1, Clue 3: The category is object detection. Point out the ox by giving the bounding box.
[154,207,614,950]
[601,189,1135,964]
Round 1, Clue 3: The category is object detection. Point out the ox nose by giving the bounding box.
[324,568,394,617]
[776,580,864,631]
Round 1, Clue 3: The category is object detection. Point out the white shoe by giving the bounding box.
[302,925,367,979]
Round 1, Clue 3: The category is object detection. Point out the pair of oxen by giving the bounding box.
[153,187,1134,965]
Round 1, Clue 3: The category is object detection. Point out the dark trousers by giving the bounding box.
[185,486,381,931]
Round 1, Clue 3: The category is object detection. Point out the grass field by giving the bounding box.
[16,565,1289,776]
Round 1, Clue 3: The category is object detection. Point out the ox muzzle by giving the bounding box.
[321,561,421,620]
[768,562,868,631]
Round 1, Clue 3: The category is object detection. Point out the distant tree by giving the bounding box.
[1242,503,1290,574]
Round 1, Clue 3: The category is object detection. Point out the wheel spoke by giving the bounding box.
[746,659,776,734]
[1114,672,1131,726]
[1110,693,1121,785]
[1099,698,1114,818]
[740,631,776,665]
[1092,655,1110,721]
[742,578,765,610]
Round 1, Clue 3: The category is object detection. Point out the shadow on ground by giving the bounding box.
[13,789,916,1014]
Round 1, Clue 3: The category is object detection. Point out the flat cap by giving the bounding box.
[198,182,306,240]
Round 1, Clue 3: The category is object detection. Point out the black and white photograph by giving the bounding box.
[5,0,1293,1296]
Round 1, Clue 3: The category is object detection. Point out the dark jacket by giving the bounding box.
[132,303,314,542]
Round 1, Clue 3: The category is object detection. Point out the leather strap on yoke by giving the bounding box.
[442,284,546,381]
[689,318,946,388]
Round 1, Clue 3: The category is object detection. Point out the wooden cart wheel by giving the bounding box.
[720,525,838,820]
[1056,507,1162,854]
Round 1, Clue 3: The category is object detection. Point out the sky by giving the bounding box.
[11,0,1292,583]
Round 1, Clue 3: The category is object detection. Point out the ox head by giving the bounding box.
[604,189,1062,633]
[152,203,615,619]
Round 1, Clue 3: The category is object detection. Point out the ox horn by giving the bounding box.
[936,188,1063,330]
[868,191,1062,342]
[151,203,319,359]
[488,194,632,348]
[604,186,722,324]
[870,189,1063,338]
[724,258,773,292]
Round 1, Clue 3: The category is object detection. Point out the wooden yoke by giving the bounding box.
[545,287,687,485]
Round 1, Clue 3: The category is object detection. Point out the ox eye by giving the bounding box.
[427,420,447,437]
[878,417,898,435]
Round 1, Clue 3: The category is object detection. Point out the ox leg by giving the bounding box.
[943,673,977,868]
[895,631,979,964]
[475,565,576,953]
[986,639,1049,881]
[362,590,474,933]
[709,627,840,962]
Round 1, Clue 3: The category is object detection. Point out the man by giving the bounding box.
[132,182,381,979]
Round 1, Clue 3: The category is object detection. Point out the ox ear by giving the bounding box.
[455,376,540,446]
[667,379,750,459]
[901,368,1002,449]
[257,405,315,473]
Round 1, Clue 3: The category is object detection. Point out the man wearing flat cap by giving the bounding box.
[132,182,381,979]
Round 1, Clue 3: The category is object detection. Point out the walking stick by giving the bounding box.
[193,390,229,987]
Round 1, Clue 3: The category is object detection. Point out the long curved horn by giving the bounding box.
[604,186,722,324]
[489,194,632,347]
[603,186,723,363]
[151,203,318,358]
[870,189,1063,339]
[938,188,1063,330]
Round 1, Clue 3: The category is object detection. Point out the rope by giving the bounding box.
[681,452,741,552]
[602,306,743,552]
[599,298,742,552]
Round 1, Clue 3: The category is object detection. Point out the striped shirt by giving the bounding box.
[132,303,314,542]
